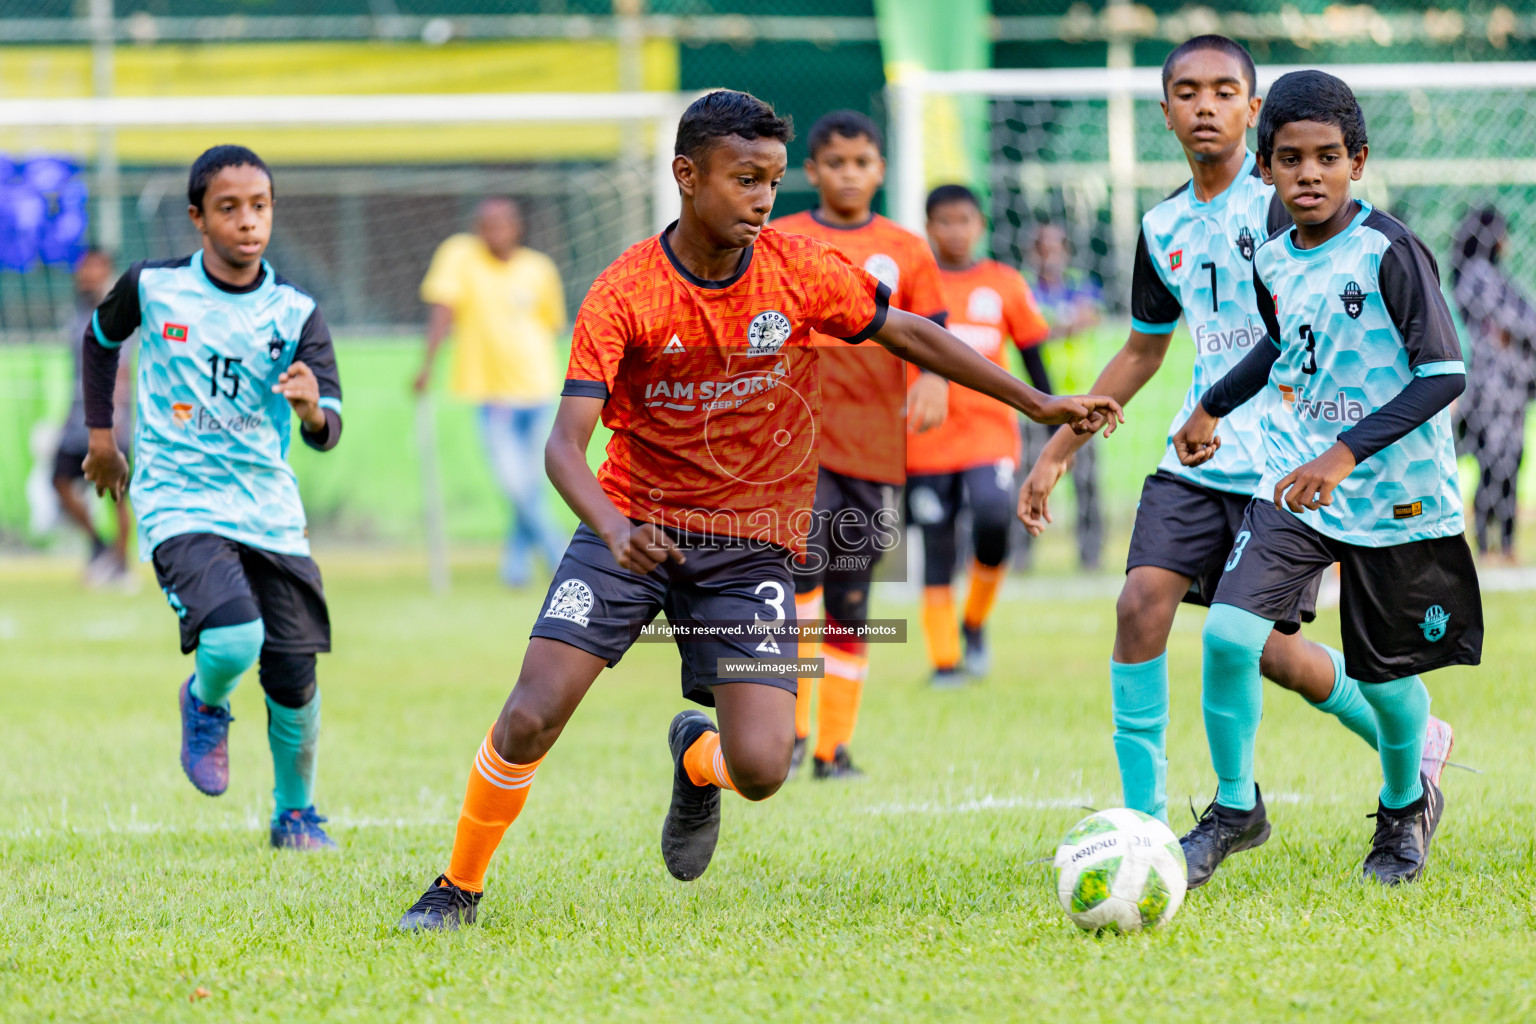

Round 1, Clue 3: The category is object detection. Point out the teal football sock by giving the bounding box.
[191,620,265,708]
[1309,647,1380,750]
[1201,604,1273,812]
[1358,676,1429,809]
[267,692,321,817]
[1110,654,1170,822]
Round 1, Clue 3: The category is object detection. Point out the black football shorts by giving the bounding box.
[1212,500,1483,683]
[151,532,330,655]
[1126,470,1320,627]
[793,466,903,595]
[530,522,798,707]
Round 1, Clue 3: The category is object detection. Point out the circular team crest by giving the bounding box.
[747,310,793,355]
[966,286,1004,324]
[544,579,594,627]
[864,253,900,290]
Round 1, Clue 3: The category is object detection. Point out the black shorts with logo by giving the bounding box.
[530,523,798,707]
[151,532,331,655]
[1126,470,1320,627]
[792,467,903,595]
[1213,501,1483,683]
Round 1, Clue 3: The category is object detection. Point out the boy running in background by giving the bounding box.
[1024,224,1105,571]
[773,110,950,778]
[82,145,345,851]
[1172,70,1480,885]
[1018,36,1451,860]
[53,247,134,586]
[909,185,1050,685]
[396,90,1121,932]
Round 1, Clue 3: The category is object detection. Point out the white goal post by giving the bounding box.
[889,61,1536,300]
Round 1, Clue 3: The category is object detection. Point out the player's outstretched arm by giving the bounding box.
[872,308,1123,435]
[545,395,684,573]
[1019,328,1172,534]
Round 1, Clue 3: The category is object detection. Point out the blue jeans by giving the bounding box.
[478,403,566,585]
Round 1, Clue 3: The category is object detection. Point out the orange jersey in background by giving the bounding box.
[773,210,946,485]
[565,226,890,554]
[905,260,1050,476]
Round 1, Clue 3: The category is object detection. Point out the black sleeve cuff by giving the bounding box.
[562,378,611,400]
[841,282,892,344]
[926,311,948,328]
[82,325,122,429]
[300,408,343,452]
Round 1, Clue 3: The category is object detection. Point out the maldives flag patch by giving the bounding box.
[164,323,189,343]
[1168,250,1183,271]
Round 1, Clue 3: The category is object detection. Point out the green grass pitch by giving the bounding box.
[3,554,1534,1022]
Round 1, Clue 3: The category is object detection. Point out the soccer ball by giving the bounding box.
[1052,808,1188,933]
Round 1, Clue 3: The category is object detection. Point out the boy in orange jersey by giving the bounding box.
[908,185,1051,685]
[396,90,1122,931]
[774,110,950,779]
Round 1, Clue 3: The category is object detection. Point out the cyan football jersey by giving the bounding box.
[1132,151,1290,495]
[91,251,342,557]
[1252,201,1465,547]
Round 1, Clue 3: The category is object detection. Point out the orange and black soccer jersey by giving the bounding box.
[564,226,889,554]
[905,260,1050,476]
[772,210,946,485]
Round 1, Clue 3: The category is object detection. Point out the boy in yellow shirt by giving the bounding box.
[416,198,569,585]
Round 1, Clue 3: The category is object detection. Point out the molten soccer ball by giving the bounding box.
[1052,808,1187,933]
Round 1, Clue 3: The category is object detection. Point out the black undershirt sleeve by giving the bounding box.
[1019,345,1051,394]
[82,264,144,429]
[1200,338,1281,418]
[294,306,343,452]
[1338,373,1465,463]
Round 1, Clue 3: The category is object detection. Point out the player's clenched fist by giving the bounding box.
[1172,402,1222,467]
[606,521,686,574]
[273,359,326,432]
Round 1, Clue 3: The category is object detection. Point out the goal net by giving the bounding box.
[892,62,1536,306]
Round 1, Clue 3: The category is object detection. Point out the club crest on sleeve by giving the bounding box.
[1340,282,1366,319]
[1235,227,1256,261]
[1420,605,1449,642]
[746,310,792,356]
[544,579,594,628]
[863,253,900,291]
[1168,250,1183,271]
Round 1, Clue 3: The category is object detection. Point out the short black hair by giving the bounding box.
[1161,34,1257,100]
[675,90,793,164]
[926,184,981,217]
[1257,70,1368,161]
[807,110,883,159]
[188,145,272,210]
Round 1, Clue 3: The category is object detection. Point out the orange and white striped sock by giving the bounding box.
[443,727,545,893]
[962,560,1006,631]
[921,585,961,670]
[683,729,737,792]
[815,643,869,762]
[794,587,823,740]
